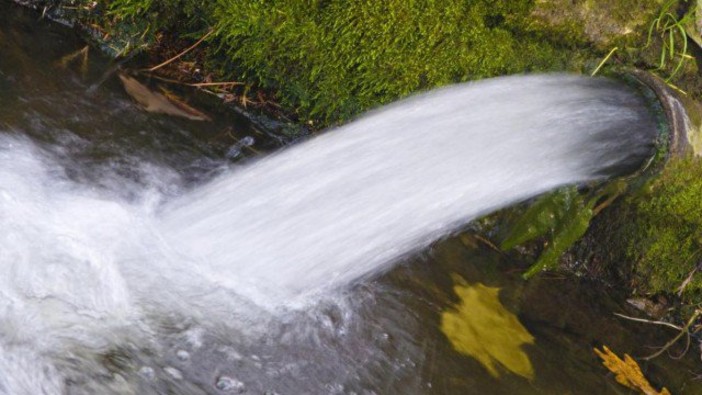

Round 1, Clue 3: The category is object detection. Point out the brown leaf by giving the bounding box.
[118,73,210,121]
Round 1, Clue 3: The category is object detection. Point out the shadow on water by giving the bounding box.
[1,2,700,394]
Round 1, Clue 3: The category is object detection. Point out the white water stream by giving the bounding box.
[159,74,658,305]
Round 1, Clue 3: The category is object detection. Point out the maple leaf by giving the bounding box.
[594,346,671,395]
[441,276,535,379]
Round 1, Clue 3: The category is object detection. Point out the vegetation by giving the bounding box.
[499,181,626,279]
[208,1,572,124]
[644,0,694,82]
[594,345,671,395]
[441,276,535,379]
[626,158,702,297]
[92,0,572,124]
[500,187,597,278]
[40,0,692,125]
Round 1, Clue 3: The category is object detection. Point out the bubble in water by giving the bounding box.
[226,146,242,159]
[176,350,190,361]
[215,376,245,392]
[138,366,155,380]
[217,346,242,361]
[239,136,255,146]
[182,327,205,349]
[164,366,183,380]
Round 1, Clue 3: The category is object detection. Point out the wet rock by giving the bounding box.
[626,296,670,320]
[531,0,660,49]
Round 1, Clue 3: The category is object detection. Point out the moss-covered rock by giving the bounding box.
[206,0,573,124]
[626,158,702,298]
[530,0,662,49]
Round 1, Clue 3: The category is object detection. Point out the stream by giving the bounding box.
[0,3,700,394]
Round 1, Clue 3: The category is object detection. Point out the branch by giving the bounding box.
[614,312,683,331]
[145,29,214,73]
[643,309,701,361]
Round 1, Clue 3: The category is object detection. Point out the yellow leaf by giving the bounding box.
[594,346,671,395]
[441,276,535,379]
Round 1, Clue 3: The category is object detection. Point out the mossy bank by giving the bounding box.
[15,0,685,125]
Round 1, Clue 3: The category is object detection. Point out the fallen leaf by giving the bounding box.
[594,345,671,395]
[441,276,535,379]
[118,73,210,121]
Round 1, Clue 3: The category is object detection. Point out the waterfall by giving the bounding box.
[158,74,657,307]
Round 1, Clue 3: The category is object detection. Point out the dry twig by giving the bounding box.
[614,312,683,331]
[643,309,701,361]
[145,29,214,73]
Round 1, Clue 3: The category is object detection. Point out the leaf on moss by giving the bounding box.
[594,345,671,395]
[441,276,535,379]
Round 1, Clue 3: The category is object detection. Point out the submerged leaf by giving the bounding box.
[118,73,210,121]
[500,187,579,250]
[522,201,594,278]
[56,46,89,77]
[594,346,671,395]
[441,276,535,379]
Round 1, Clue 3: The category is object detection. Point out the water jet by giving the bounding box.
[158,73,667,307]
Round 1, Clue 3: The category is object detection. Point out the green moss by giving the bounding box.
[626,158,702,298]
[210,0,575,123]
[40,0,696,124]
[101,0,573,124]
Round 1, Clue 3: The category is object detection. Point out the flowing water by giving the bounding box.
[1,3,700,394]
[159,71,657,307]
